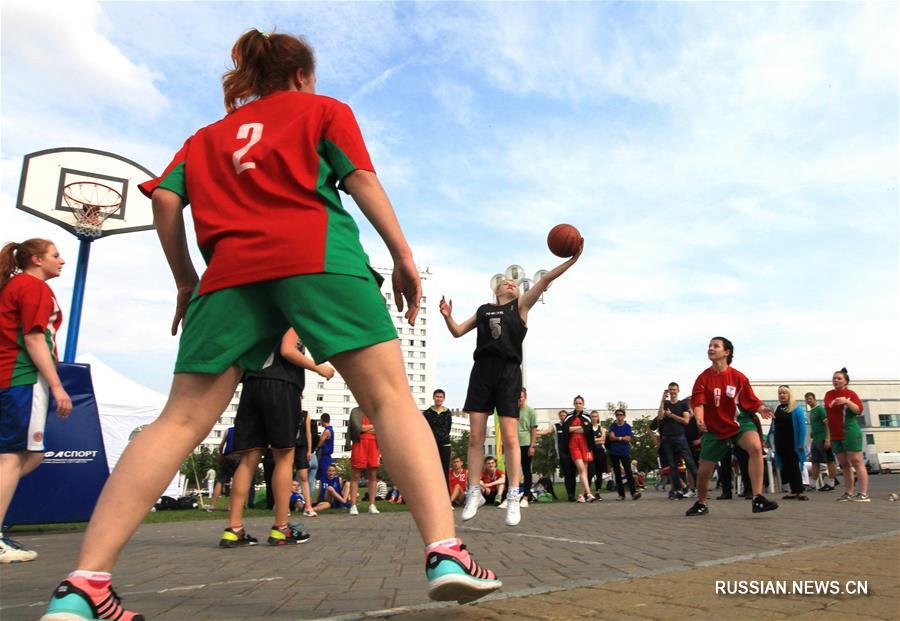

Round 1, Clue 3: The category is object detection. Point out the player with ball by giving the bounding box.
[440,224,582,527]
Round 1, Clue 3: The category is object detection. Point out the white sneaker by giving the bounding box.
[368,504,380,514]
[498,499,508,509]
[461,487,485,521]
[349,505,359,515]
[0,535,37,563]
[519,497,529,508]
[684,489,697,498]
[303,507,318,517]
[505,490,521,526]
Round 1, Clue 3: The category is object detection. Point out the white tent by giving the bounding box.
[76,353,182,497]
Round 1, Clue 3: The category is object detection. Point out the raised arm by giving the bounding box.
[152,188,199,336]
[439,296,477,338]
[342,170,420,325]
[519,239,584,313]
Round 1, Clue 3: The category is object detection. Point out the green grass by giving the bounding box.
[6,488,411,534]
[7,482,629,534]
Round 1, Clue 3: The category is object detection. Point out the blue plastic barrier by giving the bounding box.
[5,363,109,526]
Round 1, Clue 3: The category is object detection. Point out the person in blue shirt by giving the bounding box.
[607,409,641,501]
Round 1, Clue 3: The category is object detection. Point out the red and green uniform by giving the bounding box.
[691,366,763,462]
[0,274,61,388]
[808,404,828,442]
[823,388,863,453]
[138,91,396,370]
[139,91,378,295]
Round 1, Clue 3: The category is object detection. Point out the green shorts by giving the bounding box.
[175,271,396,374]
[832,435,862,454]
[699,414,758,463]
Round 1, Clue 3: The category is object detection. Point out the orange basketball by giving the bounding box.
[547,224,582,257]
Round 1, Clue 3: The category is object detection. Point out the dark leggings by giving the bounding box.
[438,443,452,492]
[559,455,576,499]
[778,449,804,495]
[520,446,534,498]
[609,453,636,497]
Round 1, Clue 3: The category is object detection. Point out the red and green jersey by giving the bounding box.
[0,274,62,388]
[139,91,377,296]
[691,366,763,439]
[823,388,864,441]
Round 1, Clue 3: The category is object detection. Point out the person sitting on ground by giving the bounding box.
[312,464,350,512]
[448,455,468,507]
[480,456,505,505]
[289,480,305,513]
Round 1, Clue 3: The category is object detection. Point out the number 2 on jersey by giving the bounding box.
[232,123,263,174]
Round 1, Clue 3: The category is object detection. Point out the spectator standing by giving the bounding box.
[767,385,808,500]
[316,413,334,484]
[650,383,698,499]
[422,389,452,491]
[589,411,608,495]
[348,412,381,515]
[824,368,868,502]
[607,409,641,501]
[294,409,318,516]
[806,392,836,491]
[517,388,538,504]
[563,398,596,502]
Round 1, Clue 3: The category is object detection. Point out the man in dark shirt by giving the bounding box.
[422,389,453,492]
[650,382,697,499]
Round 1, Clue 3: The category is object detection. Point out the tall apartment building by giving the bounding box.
[200,266,436,457]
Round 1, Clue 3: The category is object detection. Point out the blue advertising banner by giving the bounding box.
[5,363,109,526]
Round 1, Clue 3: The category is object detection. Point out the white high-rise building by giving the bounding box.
[200,266,436,457]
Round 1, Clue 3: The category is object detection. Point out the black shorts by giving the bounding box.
[216,453,240,483]
[293,447,310,470]
[810,439,835,464]
[233,377,300,451]
[463,358,522,418]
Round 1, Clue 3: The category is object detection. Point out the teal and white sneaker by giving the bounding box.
[851,492,871,502]
[426,540,502,604]
[836,492,854,502]
[0,535,37,563]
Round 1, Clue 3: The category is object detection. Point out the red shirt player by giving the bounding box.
[686,336,776,517]
[823,368,868,501]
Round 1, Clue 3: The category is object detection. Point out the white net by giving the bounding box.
[62,182,122,238]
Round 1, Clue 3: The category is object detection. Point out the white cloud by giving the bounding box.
[1,1,167,116]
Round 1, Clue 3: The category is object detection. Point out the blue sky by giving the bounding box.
[2,1,897,408]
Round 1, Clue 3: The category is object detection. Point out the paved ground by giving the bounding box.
[1,475,898,621]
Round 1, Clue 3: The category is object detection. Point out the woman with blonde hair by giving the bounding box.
[0,239,72,564]
[766,385,807,500]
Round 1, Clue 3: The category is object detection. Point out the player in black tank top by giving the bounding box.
[439,240,583,526]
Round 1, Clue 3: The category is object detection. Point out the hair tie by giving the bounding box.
[257,28,270,39]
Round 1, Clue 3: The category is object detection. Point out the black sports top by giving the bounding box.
[472,299,526,363]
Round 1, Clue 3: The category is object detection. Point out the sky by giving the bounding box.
[2,1,898,409]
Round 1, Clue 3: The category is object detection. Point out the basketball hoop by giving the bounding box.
[62,182,123,238]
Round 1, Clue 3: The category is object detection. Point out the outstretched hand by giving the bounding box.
[392,255,421,326]
[439,295,453,318]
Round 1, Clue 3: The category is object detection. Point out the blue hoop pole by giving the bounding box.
[63,238,92,363]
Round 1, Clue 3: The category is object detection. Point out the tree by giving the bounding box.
[450,431,470,467]
[532,433,558,479]
[629,416,658,473]
[606,401,628,414]
[180,445,217,491]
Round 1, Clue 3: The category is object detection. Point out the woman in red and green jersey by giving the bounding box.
[42,29,498,621]
[0,239,72,564]
[687,336,778,517]
[824,368,868,502]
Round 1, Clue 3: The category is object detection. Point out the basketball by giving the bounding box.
[547,224,582,257]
